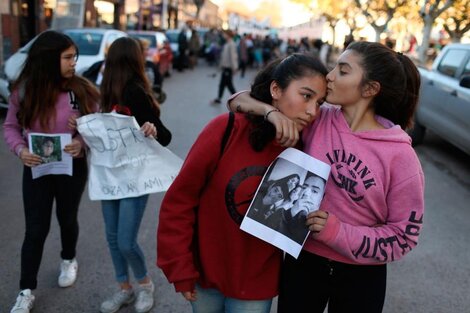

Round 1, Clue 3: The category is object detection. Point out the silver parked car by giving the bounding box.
[410,43,470,155]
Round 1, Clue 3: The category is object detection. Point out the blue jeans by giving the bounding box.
[190,284,273,313]
[101,195,149,283]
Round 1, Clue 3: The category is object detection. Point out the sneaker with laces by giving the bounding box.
[58,258,78,287]
[100,289,135,313]
[10,289,35,313]
[135,281,155,313]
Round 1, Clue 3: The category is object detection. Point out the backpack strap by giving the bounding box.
[220,111,234,157]
[68,90,79,110]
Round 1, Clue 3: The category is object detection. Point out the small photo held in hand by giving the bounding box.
[32,135,62,163]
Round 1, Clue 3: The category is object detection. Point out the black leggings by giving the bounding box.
[218,68,236,99]
[278,250,387,313]
[20,157,87,290]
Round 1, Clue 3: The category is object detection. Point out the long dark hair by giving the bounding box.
[248,53,328,151]
[100,37,160,116]
[346,41,420,129]
[14,30,98,130]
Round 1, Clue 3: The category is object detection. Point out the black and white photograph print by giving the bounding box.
[241,148,330,258]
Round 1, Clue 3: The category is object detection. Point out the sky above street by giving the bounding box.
[211,0,313,27]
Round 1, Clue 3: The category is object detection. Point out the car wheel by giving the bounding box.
[408,119,426,147]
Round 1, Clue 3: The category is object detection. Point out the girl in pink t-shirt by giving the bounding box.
[4,30,99,313]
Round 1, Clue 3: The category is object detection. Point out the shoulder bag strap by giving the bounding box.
[220,111,234,157]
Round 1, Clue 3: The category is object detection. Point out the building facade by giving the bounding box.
[0,0,220,65]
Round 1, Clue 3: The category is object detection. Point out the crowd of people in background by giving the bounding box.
[173,24,334,75]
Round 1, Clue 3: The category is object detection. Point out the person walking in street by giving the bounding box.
[157,53,327,313]
[137,38,166,104]
[212,29,239,104]
[3,30,100,313]
[98,37,171,313]
[238,33,249,78]
[228,41,425,313]
[188,29,201,69]
[176,27,189,72]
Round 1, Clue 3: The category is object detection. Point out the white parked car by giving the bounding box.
[4,28,127,82]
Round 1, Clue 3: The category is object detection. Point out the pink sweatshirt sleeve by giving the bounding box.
[226,90,249,112]
[316,172,425,264]
[3,90,27,156]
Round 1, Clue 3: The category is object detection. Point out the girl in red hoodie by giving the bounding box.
[157,53,328,313]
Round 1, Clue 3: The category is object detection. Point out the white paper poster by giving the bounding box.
[240,148,331,258]
[28,133,73,179]
[77,113,183,200]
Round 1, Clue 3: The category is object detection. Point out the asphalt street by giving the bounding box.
[1,61,469,313]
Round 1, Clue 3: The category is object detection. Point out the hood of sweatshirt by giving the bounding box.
[325,105,412,146]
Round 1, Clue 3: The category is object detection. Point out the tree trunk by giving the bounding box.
[374,27,381,43]
[419,17,433,65]
[451,35,461,43]
[329,23,336,48]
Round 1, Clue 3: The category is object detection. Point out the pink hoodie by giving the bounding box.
[4,89,88,156]
[302,105,425,265]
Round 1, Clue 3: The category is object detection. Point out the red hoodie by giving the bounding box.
[157,113,284,299]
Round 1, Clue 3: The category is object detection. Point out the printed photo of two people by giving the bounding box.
[241,148,330,258]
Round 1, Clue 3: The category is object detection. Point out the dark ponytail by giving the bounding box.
[397,53,421,129]
[346,41,420,129]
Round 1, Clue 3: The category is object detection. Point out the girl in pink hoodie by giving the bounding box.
[4,30,99,313]
[229,41,424,313]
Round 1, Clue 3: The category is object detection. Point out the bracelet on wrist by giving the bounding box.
[264,108,280,121]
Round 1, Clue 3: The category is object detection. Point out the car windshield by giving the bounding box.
[64,31,103,56]
[129,34,157,48]
[166,32,178,43]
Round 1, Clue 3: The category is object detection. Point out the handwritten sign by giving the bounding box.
[77,113,183,200]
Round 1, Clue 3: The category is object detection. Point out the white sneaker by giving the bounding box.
[10,289,35,313]
[135,281,155,313]
[58,258,78,287]
[100,289,135,313]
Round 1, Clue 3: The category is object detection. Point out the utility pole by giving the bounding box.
[161,0,168,29]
